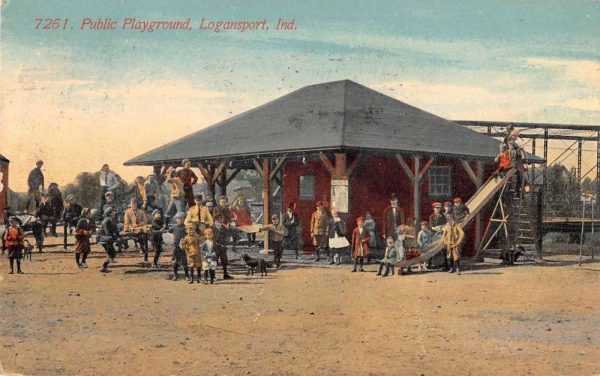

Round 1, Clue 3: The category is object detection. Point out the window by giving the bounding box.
[299,175,316,200]
[428,167,452,198]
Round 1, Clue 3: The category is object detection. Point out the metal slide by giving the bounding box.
[395,169,516,268]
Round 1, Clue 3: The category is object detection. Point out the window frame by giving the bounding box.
[428,166,452,199]
[299,174,316,201]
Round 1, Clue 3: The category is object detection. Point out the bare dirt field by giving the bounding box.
[1,237,599,376]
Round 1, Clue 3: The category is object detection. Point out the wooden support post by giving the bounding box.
[225,168,242,186]
[262,158,270,253]
[153,165,163,184]
[207,165,215,198]
[395,154,414,182]
[319,152,336,176]
[413,156,421,226]
[475,161,484,253]
[334,153,347,179]
[346,154,364,178]
[253,159,263,177]
[219,168,227,196]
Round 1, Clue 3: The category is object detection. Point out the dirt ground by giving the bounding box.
[1,235,599,376]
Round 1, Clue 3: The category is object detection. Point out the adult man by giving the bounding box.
[211,215,233,279]
[382,193,405,241]
[283,203,302,259]
[184,194,203,232]
[178,159,198,208]
[99,164,120,213]
[123,198,149,259]
[310,202,328,261]
[27,160,45,210]
[262,214,286,268]
[144,174,161,212]
[443,217,465,274]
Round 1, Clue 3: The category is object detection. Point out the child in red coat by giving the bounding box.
[351,217,370,272]
[3,217,25,274]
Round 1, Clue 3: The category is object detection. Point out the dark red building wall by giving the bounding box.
[283,155,495,256]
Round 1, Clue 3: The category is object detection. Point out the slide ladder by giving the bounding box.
[395,169,517,268]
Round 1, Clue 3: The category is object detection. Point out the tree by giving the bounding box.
[62,172,102,209]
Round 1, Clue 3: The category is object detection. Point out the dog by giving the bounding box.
[23,240,33,261]
[500,248,523,265]
[242,253,271,277]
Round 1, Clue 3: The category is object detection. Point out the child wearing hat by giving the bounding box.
[3,217,25,274]
[452,197,470,224]
[179,224,204,284]
[429,202,447,234]
[98,207,119,273]
[74,208,93,268]
[150,209,165,268]
[351,216,370,272]
[202,228,218,284]
[443,217,465,274]
[261,214,287,268]
[169,212,189,281]
[184,194,203,232]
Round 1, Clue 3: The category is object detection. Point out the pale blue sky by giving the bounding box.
[1,0,599,189]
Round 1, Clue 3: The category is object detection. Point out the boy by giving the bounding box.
[184,194,203,233]
[443,217,465,274]
[261,214,287,268]
[98,207,119,273]
[169,212,189,281]
[150,209,164,268]
[212,215,234,280]
[377,236,397,277]
[428,202,446,234]
[443,201,453,222]
[202,228,218,284]
[417,221,433,271]
[310,202,328,261]
[74,208,93,268]
[351,216,370,272]
[179,223,204,284]
[452,197,470,224]
[3,217,25,274]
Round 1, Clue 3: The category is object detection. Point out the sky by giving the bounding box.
[1,0,599,191]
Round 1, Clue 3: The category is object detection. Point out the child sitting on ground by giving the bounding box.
[3,217,25,274]
[377,236,397,277]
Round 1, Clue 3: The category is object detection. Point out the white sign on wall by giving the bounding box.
[331,179,349,213]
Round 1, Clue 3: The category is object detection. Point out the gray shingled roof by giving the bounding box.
[125,80,525,166]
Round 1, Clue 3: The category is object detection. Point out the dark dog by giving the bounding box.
[23,240,33,261]
[242,253,270,276]
[500,248,523,265]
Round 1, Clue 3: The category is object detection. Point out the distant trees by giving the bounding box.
[543,164,598,217]
[62,172,102,209]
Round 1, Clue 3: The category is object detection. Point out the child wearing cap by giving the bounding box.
[184,194,203,232]
[351,216,370,272]
[202,228,218,284]
[429,202,446,233]
[169,212,189,281]
[443,217,465,274]
[150,209,164,268]
[179,224,204,284]
[452,197,470,224]
[3,217,25,274]
[261,214,287,268]
[74,208,93,268]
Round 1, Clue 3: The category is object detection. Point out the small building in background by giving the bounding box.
[0,154,9,223]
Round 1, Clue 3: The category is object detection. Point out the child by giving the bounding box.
[428,202,446,234]
[202,228,218,284]
[211,215,234,279]
[261,214,287,268]
[417,221,433,271]
[169,212,189,281]
[443,201,453,222]
[150,209,164,268]
[377,236,397,277]
[443,217,465,275]
[452,197,470,224]
[329,210,349,265]
[492,143,513,178]
[3,217,25,274]
[351,216,370,272]
[179,224,204,284]
[74,208,93,268]
[98,207,119,273]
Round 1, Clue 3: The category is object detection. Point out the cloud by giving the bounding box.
[91,81,227,100]
[562,97,600,111]
[525,57,600,86]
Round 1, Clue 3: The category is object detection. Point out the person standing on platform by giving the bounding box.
[27,160,44,210]
[178,159,198,208]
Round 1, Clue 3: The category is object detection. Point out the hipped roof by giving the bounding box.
[125,80,535,166]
